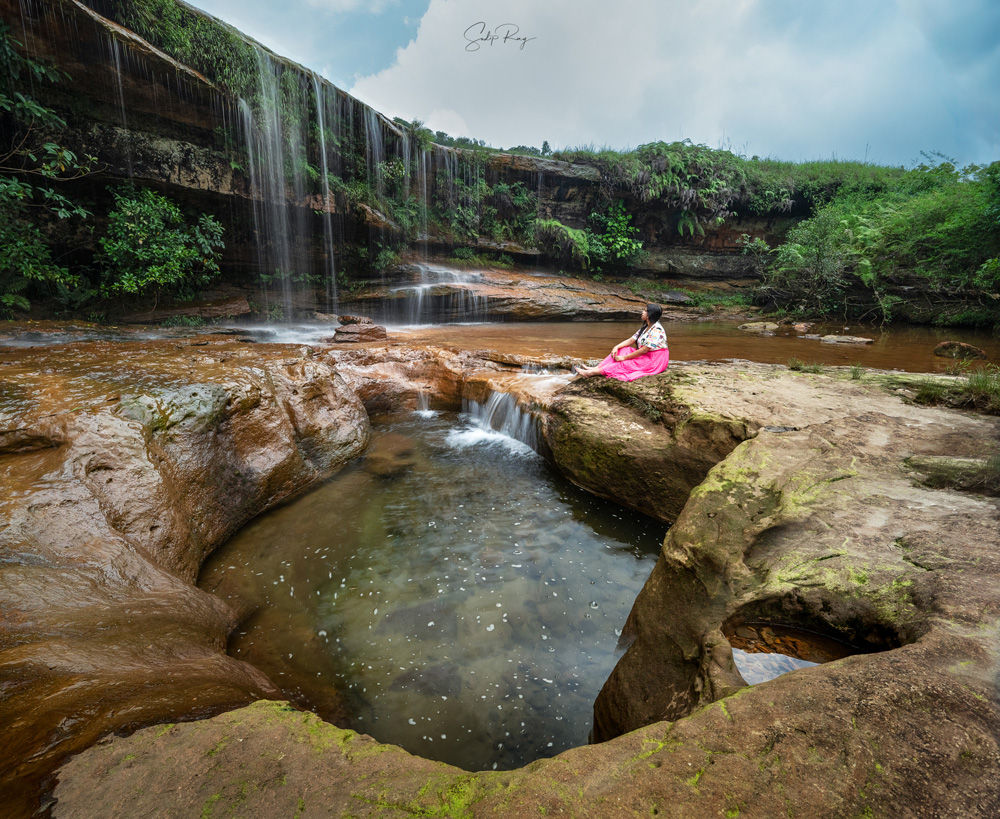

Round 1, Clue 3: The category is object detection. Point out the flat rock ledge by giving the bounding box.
[49,360,1000,818]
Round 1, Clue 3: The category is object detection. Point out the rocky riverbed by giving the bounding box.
[2,330,999,817]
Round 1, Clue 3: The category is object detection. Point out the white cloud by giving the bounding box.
[348,0,998,164]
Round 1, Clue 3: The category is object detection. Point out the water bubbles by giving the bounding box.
[486,624,495,632]
[589,601,599,609]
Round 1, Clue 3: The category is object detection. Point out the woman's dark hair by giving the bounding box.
[638,303,662,338]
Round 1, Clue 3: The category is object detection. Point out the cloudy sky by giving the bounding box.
[185,0,1000,167]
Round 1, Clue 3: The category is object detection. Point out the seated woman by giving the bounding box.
[574,303,669,381]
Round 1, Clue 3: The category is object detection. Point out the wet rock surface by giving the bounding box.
[44,355,1000,818]
[0,336,369,816]
[340,266,652,322]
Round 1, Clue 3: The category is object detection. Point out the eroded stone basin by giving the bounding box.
[4,328,1000,818]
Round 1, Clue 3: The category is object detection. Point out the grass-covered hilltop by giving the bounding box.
[1,0,998,327]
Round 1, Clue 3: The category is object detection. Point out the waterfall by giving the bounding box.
[106,35,133,177]
[364,107,386,202]
[312,72,339,313]
[380,264,490,325]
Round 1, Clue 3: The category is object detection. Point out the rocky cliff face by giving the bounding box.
[1,0,773,308]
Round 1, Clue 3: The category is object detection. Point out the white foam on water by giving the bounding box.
[445,425,537,457]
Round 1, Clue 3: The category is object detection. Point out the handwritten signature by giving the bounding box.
[464,22,537,52]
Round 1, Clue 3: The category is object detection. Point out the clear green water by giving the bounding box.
[200,407,665,771]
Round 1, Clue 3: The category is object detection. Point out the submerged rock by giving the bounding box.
[738,321,779,332]
[934,340,988,359]
[820,333,873,344]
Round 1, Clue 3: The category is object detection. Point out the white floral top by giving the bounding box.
[632,321,668,350]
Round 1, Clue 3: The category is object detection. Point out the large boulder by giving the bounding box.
[934,340,988,359]
[0,336,370,816]
[542,372,756,522]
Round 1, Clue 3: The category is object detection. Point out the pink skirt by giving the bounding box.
[598,348,670,381]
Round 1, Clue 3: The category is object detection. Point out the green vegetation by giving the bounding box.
[788,358,824,374]
[98,186,225,300]
[759,157,1000,323]
[449,248,514,269]
[536,219,591,269]
[536,201,643,273]
[585,201,644,270]
[0,20,96,315]
[160,314,207,327]
[911,364,1000,414]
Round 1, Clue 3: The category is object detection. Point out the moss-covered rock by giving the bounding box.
[543,371,755,523]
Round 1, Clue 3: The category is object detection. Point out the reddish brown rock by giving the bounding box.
[8,342,1000,819]
[120,296,252,324]
[0,338,369,817]
[934,340,988,359]
[330,323,388,343]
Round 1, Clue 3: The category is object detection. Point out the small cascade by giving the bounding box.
[460,391,540,453]
[105,35,133,176]
[413,388,437,418]
[364,107,386,202]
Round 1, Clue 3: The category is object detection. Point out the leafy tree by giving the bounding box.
[0,19,96,315]
[98,186,225,301]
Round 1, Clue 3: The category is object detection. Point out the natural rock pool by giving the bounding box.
[200,404,666,771]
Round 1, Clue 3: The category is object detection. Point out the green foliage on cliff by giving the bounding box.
[86,0,260,100]
[98,186,225,300]
[430,148,537,244]
[536,220,591,269]
[553,140,908,225]
[759,159,1000,323]
[555,141,742,232]
[585,201,644,270]
[536,203,643,273]
[0,19,96,315]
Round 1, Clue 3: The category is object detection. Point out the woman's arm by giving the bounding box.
[612,337,637,354]
[614,344,650,362]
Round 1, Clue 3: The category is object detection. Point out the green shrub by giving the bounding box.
[0,20,95,315]
[788,358,823,374]
[585,201,644,270]
[757,160,1000,323]
[98,186,224,300]
[536,219,591,269]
